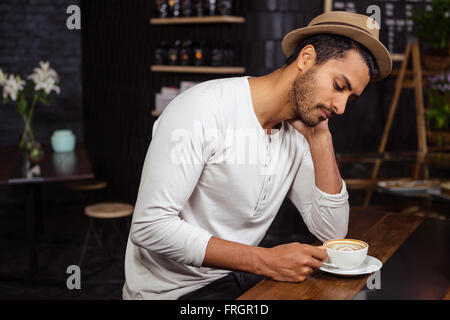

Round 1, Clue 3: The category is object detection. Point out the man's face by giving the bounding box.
[289,49,371,127]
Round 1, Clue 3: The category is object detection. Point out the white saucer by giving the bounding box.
[319,255,382,277]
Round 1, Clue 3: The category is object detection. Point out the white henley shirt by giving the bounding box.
[122,76,349,300]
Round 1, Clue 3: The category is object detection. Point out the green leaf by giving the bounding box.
[38,95,48,105]
[17,95,28,115]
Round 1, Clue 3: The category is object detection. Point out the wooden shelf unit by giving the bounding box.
[151,65,245,74]
[150,16,245,25]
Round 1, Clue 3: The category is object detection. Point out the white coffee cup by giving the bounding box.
[323,239,368,270]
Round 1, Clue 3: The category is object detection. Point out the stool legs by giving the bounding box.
[79,217,129,267]
[79,218,93,267]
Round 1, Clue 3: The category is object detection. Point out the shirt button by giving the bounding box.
[263,194,267,200]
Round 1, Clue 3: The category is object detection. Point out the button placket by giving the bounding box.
[253,136,271,216]
[261,136,272,205]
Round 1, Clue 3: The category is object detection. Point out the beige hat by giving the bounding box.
[281,11,392,81]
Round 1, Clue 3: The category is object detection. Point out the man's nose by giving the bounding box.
[332,98,347,115]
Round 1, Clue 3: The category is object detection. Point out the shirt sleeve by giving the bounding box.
[129,91,220,267]
[286,136,349,242]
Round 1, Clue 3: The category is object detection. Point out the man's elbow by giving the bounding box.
[129,221,151,248]
[311,204,349,242]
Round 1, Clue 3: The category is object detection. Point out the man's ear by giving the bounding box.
[296,44,316,72]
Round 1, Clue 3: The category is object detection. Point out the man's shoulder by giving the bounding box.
[185,76,247,100]
[167,76,247,116]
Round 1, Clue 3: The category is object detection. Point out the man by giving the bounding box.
[123,11,392,300]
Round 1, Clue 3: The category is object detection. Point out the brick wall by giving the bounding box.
[0,0,82,147]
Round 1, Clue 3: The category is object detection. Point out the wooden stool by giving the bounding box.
[85,202,133,219]
[65,179,108,191]
[79,202,134,267]
[65,179,108,207]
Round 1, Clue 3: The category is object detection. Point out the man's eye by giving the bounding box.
[334,83,344,91]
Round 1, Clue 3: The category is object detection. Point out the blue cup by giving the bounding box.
[51,129,76,153]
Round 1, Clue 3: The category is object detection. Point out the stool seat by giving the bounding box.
[66,179,108,191]
[85,202,133,219]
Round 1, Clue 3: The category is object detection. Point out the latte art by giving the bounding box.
[325,241,366,251]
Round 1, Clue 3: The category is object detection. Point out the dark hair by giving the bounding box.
[284,34,379,79]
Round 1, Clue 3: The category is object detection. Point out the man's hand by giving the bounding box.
[261,243,328,282]
[287,118,331,142]
[287,117,342,195]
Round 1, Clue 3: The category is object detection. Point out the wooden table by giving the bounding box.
[0,144,94,279]
[238,208,449,300]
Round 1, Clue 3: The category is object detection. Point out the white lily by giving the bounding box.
[35,76,61,95]
[0,69,5,86]
[27,61,60,95]
[2,74,25,101]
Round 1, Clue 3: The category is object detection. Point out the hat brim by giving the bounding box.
[281,25,392,81]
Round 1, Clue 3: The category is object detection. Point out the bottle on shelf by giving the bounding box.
[210,44,223,66]
[154,40,169,65]
[204,0,217,16]
[181,0,193,17]
[179,40,193,66]
[193,41,208,66]
[217,0,233,16]
[168,0,182,17]
[168,40,182,65]
[194,0,204,16]
[223,42,234,66]
[156,0,169,18]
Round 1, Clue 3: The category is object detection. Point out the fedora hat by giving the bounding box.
[282,11,392,81]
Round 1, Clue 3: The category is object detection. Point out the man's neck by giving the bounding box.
[247,66,297,133]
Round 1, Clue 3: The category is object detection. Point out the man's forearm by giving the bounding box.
[202,236,328,282]
[202,236,267,276]
[307,131,343,194]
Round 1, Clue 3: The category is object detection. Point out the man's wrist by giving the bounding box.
[248,246,272,277]
[306,130,332,148]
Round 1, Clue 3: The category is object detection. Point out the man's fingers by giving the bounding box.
[309,245,328,261]
[306,257,324,269]
[301,266,313,276]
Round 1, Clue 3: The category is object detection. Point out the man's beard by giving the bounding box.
[290,67,334,127]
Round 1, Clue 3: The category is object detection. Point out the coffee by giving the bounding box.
[323,239,369,270]
[325,240,366,251]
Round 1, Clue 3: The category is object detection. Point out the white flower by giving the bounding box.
[27,61,60,95]
[0,69,5,86]
[2,74,25,101]
[34,76,61,95]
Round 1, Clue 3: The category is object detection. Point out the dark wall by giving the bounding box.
[0,0,83,147]
[1,0,419,210]
[81,0,419,205]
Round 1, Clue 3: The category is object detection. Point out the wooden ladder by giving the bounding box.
[363,36,428,207]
